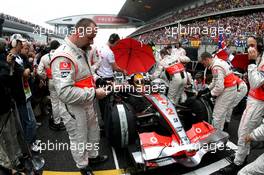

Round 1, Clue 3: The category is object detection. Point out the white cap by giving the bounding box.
[10,34,27,43]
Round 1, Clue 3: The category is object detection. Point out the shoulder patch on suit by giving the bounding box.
[212,68,218,74]
[212,68,218,78]
[60,61,71,70]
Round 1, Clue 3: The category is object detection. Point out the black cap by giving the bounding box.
[50,40,60,50]
[108,33,120,45]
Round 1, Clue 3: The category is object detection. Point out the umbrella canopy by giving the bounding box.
[111,38,156,75]
[231,53,249,71]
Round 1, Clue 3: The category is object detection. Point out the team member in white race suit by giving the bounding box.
[224,75,248,131]
[152,51,191,105]
[220,36,264,174]
[238,121,264,175]
[171,41,186,57]
[198,52,237,131]
[51,18,108,175]
[37,40,66,130]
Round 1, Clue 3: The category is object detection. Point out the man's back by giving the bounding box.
[96,45,115,78]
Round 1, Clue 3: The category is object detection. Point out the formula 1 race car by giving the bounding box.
[104,72,229,171]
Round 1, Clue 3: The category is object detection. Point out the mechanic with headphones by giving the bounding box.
[219,36,264,174]
[151,47,191,105]
[8,34,37,151]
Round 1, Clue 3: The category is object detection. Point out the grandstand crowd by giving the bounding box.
[136,12,264,46]
[133,0,264,34]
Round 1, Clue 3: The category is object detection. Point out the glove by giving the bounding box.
[197,88,210,98]
[95,78,107,87]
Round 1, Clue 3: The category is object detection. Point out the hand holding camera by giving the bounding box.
[6,53,15,64]
[23,68,31,78]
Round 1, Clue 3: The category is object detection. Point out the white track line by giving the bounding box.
[111,147,120,169]
[183,158,231,175]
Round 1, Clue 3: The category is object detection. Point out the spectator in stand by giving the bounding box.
[134,12,264,46]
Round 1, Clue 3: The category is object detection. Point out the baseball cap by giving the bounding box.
[10,34,27,43]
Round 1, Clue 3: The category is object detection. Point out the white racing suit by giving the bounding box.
[38,50,63,125]
[171,47,186,57]
[152,54,190,105]
[208,58,238,130]
[234,55,264,166]
[181,72,193,103]
[51,37,100,169]
[238,122,264,175]
[226,76,248,123]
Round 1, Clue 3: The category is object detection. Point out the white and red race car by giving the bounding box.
[104,74,229,171]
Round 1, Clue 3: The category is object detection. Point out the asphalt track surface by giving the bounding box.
[36,109,264,175]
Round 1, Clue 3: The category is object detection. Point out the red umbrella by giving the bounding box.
[111,38,156,75]
[231,53,249,71]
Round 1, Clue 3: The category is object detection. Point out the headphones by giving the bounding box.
[10,34,23,48]
[256,37,264,53]
[11,39,17,48]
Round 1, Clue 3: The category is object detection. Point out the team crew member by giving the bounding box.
[152,51,191,105]
[238,122,264,175]
[95,33,126,117]
[171,41,186,56]
[37,40,65,131]
[220,36,264,174]
[51,18,108,175]
[224,75,248,131]
[198,52,237,131]
[96,33,126,82]
[193,71,208,91]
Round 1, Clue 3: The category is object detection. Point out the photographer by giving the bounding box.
[0,38,23,170]
[0,165,25,175]
[8,34,38,152]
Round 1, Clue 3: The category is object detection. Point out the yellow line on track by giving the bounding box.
[43,169,125,175]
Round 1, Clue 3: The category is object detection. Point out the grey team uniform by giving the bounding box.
[51,37,100,168]
[238,122,264,175]
[152,54,190,105]
[208,58,238,130]
[234,54,264,166]
[37,50,64,125]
